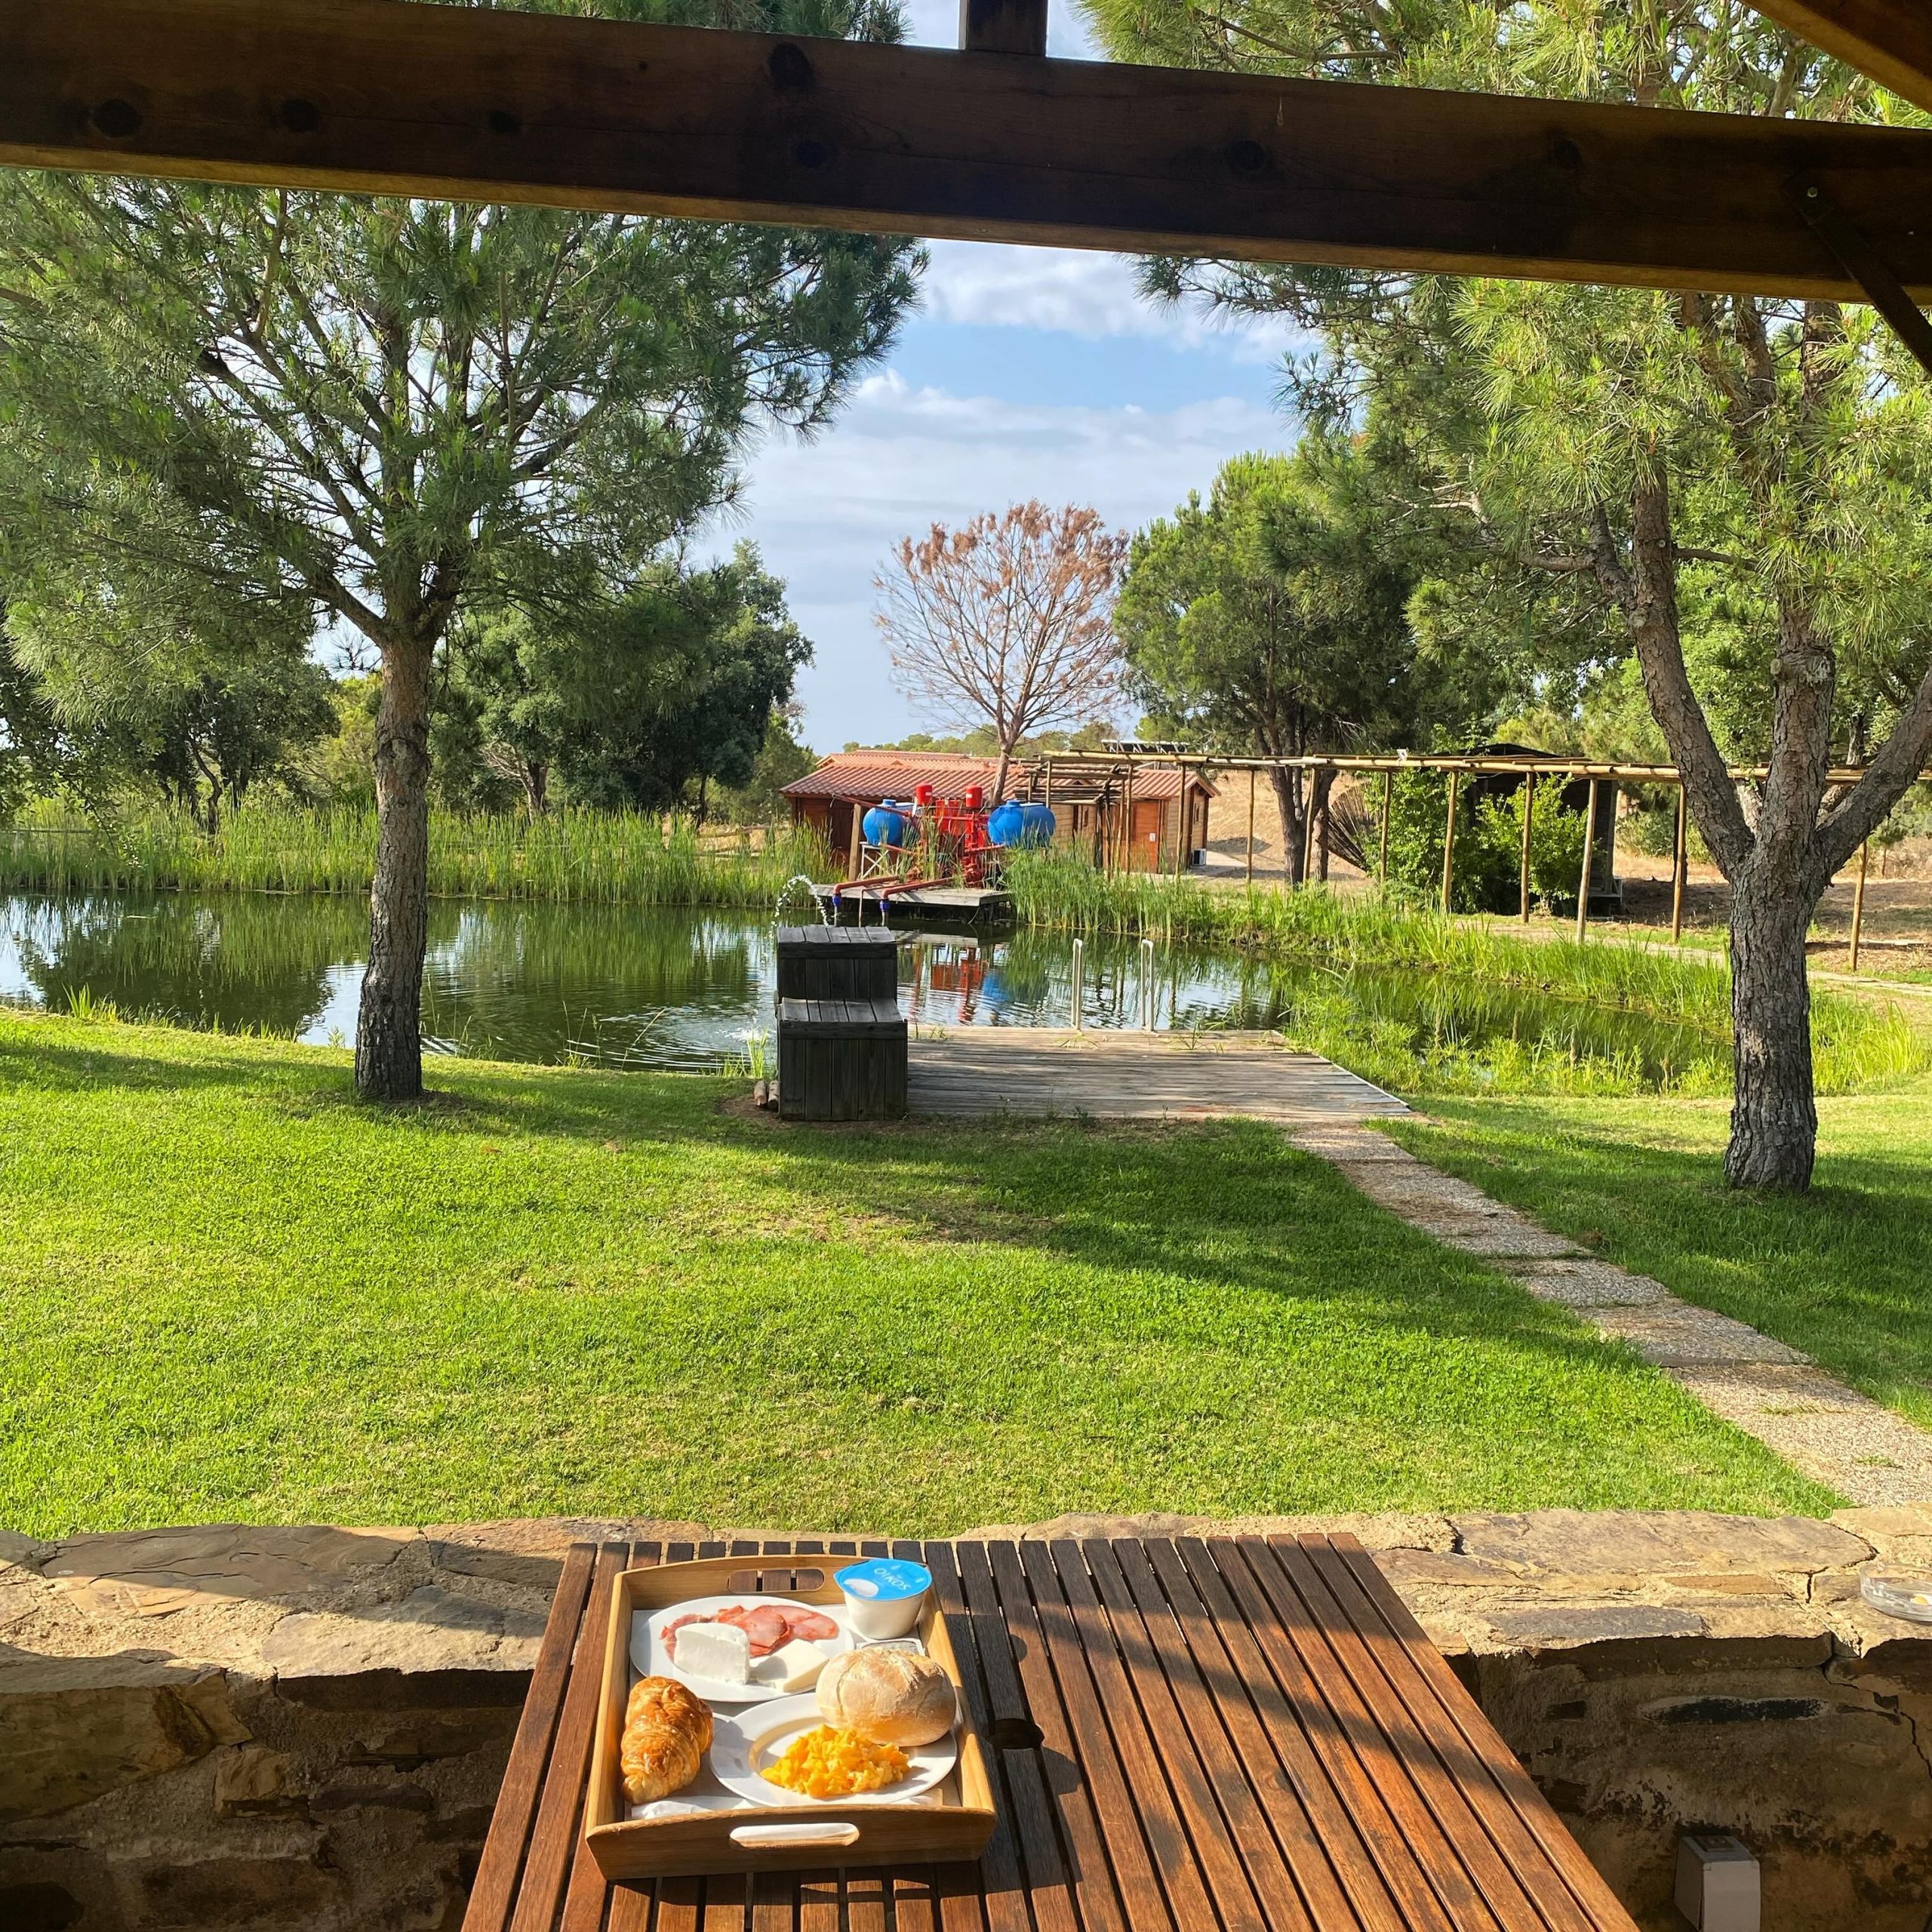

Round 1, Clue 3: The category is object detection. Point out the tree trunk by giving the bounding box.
[1725,865,1818,1190]
[1269,767,1303,884]
[992,746,1012,806]
[1312,767,1334,881]
[356,635,433,1101]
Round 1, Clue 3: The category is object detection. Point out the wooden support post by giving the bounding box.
[1122,765,1135,874]
[1850,839,1871,971]
[1575,779,1599,942]
[1172,770,1186,881]
[1302,768,1321,884]
[847,798,862,875]
[1245,768,1256,888]
[1379,771,1392,888]
[1671,783,1689,943]
[960,0,1048,57]
[1518,775,1534,923]
[1440,772,1460,915]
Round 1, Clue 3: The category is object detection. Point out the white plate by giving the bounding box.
[709,1694,958,1808]
[635,1596,851,1705]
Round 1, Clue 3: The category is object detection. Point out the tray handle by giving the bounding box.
[728,1822,863,1850]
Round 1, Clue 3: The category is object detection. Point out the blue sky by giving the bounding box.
[698,0,1308,748]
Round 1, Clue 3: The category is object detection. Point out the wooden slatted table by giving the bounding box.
[463,1534,1638,1932]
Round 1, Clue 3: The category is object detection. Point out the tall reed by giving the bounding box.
[1002,849,1925,1095]
[0,804,827,909]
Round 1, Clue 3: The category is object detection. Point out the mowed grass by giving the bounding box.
[1395,1075,1932,1430]
[0,1012,1834,1537]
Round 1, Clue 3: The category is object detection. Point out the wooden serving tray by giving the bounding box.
[584,1555,996,1881]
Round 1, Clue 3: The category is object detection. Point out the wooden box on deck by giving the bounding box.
[583,1555,996,1881]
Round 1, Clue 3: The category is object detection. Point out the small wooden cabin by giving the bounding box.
[783,750,1216,872]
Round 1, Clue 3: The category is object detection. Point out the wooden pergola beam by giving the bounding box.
[1746,0,1932,113]
[3,0,1932,299]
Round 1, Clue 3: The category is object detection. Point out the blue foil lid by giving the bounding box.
[835,1558,932,1601]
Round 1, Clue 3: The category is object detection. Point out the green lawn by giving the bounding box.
[0,1011,1833,1537]
[1397,1075,1932,1429]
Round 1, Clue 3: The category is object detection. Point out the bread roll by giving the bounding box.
[816,1648,955,1747]
[622,1675,712,1804]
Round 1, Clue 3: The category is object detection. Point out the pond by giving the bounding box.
[0,890,1727,1088]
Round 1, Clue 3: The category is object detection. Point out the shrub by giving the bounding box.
[1371,772,1585,915]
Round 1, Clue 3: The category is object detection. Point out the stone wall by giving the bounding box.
[5,1509,1932,1930]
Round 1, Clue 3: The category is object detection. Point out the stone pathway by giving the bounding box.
[1293,1123,1932,1507]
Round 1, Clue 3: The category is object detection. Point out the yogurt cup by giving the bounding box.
[835,1558,932,1640]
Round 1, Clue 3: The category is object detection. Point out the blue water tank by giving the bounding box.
[862,800,909,848]
[987,800,1057,847]
[986,800,1026,848]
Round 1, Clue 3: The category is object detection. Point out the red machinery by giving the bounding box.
[837,781,995,903]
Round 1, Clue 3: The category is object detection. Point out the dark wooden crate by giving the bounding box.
[777,995,907,1120]
[774,926,900,1007]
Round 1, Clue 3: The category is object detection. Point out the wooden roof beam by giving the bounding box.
[1746,0,1932,113]
[2,0,1931,300]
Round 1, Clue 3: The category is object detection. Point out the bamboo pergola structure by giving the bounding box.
[1035,746,1930,957]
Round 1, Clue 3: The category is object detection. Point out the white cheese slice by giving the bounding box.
[755,1636,830,1693]
[673,1619,751,1684]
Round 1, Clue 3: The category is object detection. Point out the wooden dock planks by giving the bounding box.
[464,1535,1638,1932]
[906,1028,1410,1123]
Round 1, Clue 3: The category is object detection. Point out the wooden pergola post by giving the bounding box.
[1245,768,1256,888]
[1172,768,1187,881]
[1379,771,1392,887]
[1518,775,1535,922]
[1440,772,1460,915]
[1121,764,1135,875]
[1850,838,1871,970]
[1303,768,1321,885]
[1671,783,1689,943]
[1575,779,1599,941]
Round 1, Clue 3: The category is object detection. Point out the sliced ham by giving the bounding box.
[664,1601,839,1663]
[780,1607,839,1643]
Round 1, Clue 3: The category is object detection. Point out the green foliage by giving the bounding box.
[1115,440,1457,759]
[434,546,809,816]
[0,1011,1832,1532]
[1371,774,1585,914]
[1001,848,1925,1097]
[0,802,827,907]
[715,707,817,824]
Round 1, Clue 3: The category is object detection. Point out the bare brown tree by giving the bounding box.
[876,503,1128,800]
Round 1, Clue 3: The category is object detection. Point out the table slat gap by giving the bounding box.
[1173,1540,1447,1932]
[1258,1539,1555,1932]
[1125,1542,1373,1932]
[1321,1540,1636,1932]
[1004,1542,1177,1932]
[463,1540,598,1932]
[929,1543,1061,1932]
[1224,1540,1503,1932]
[958,1542,1115,1932]
[511,1543,636,1932]
[1046,1540,1260,1932]
[1084,1541,1312,1932]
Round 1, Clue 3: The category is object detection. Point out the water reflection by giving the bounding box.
[0,891,1722,1085]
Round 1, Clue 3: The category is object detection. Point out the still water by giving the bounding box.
[0,891,1721,1084]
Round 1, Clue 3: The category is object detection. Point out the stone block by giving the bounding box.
[1478,1603,1709,1649]
[212,1746,296,1819]
[136,1852,343,1929]
[0,1660,245,1819]
[260,1586,543,1709]
[1451,1509,1869,1580]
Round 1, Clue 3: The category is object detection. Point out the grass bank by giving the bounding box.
[0,804,824,908]
[1006,850,1925,1097]
[0,1011,1832,1535]
[1398,1076,1932,1434]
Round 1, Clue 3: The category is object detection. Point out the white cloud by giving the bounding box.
[915,242,1305,364]
[706,372,1287,743]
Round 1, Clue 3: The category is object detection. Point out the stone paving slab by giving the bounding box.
[1502,1258,1675,1309]
[1293,1124,1932,1506]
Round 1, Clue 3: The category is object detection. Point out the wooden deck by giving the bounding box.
[814,885,1014,924]
[462,1534,1639,1932]
[906,1028,1409,1123]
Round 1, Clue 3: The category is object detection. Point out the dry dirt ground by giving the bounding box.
[1195,783,1932,980]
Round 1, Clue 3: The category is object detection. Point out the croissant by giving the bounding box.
[621,1675,713,1804]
